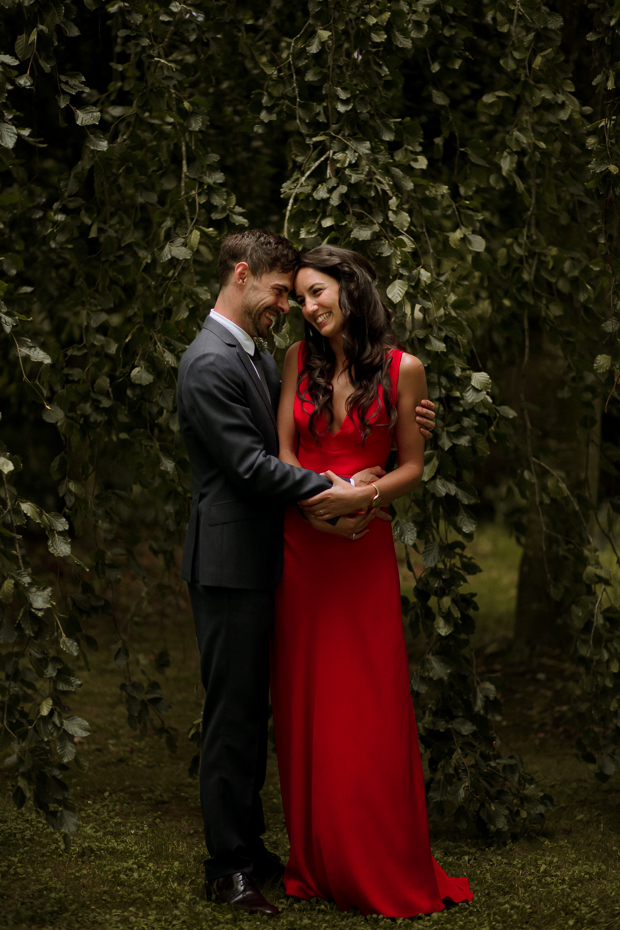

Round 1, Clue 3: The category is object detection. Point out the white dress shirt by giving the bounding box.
[209,309,255,356]
[209,309,270,398]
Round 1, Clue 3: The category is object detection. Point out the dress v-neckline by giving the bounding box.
[326,412,351,438]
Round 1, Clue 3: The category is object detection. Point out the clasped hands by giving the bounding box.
[298,398,435,541]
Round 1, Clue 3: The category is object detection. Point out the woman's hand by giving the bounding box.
[299,472,375,520]
[416,398,435,440]
[303,508,376,540]
[351,465,386,486]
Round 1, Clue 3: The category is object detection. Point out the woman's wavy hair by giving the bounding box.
[296,246,402,441]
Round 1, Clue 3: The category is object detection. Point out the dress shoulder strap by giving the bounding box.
[387,348,404,406]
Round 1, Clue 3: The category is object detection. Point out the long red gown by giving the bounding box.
[271,344,473,918]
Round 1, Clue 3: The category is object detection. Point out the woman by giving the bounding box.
[270,246,473,918]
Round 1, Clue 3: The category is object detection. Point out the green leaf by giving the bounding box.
[470,371,492,391]
[62,715,91,738]
[422,540,441,568]
[456,511,477,535]
[0,122,18,149]
[351,224,377,240]
[0,578,15,603]
[170,245,193,260]
[434,614,454,637]
[44,513,69,533]
[386,280,408,303]
[392,30,413,49]
[131,366,154,385]
[422,453,439,481]
[453,717,476,735]
[392,519,417,546]
[497,405,517,419]
[465,233,486,252]
[26,586,52,612]
[594,354,612,373]
[431,88,449,106]
[16,337,52,364]
[14,33,31,61]
[85,134,109,152]
[57,808,79,834]
[59,635,80,657]
[114,644,129,667]
[74,107,101,127]
[428,476,457,497]
[48,534,71,558]
[187,229,201,252]
[39,697,53,716]
[57,731,77,763]
[20,501,43,523]
[426,334,446,353]
[427,655,454,680]
[0,455,14,474]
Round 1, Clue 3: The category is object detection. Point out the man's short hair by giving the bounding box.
[218,229,299,288]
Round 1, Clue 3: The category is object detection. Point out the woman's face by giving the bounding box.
[295,267,345,340]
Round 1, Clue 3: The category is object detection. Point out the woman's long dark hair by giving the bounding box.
[297,246,402,441]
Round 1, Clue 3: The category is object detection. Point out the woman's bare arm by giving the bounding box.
[277,341,303,467]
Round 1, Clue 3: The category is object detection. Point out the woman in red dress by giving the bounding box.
[270,246,473,918]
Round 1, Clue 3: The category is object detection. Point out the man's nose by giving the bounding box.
[279,295,290,314]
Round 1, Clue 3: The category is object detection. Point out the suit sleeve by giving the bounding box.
[180,352,331,503]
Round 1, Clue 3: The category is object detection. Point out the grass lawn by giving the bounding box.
[2,523,620,929]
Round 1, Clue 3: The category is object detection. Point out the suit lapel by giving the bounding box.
[236,344,279,431]
[203,316,279,432]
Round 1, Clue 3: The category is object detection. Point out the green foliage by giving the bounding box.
[0,0,619,842]
[2,611,620,930]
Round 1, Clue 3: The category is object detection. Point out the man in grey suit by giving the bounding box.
[177,230,434,916]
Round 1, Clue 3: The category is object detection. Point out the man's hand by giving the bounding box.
[351,465,386,487]
[299,472,373,520]
[416,398,436,440]
[304,508,375,540]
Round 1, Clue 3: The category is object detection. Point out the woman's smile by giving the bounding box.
[295,267,345,340]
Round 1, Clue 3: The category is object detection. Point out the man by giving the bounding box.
[177,229,435,916]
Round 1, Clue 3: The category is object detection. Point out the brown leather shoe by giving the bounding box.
[205,871,280,916]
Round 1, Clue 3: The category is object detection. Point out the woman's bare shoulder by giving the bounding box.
[284,340,304,364]
[396,351,426,400]
[285,340,304,357]
[398,351,424,373]
[282,341,304,380]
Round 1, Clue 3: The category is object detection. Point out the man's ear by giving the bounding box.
[233,262,250,286]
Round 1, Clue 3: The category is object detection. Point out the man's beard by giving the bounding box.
[240,301,280,339]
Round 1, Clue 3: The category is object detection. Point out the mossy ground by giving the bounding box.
[2,524,620,930]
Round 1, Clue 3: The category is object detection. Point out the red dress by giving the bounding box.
[271,344,473,918]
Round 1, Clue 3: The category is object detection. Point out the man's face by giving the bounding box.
[240,269,294,339]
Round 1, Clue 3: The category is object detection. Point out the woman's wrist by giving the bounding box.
[357,485,376,509]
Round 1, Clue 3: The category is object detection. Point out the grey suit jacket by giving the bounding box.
[176,315,330,589]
